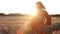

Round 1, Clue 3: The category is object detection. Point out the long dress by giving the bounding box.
[31,9,46,34]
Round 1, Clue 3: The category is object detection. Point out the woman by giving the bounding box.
[31,2,51,34]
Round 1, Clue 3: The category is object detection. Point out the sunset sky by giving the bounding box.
[0,0,60,15]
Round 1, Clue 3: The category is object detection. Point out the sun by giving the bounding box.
[19,2,36,16]
[20,10,36,16]
[26,10,36,16]
[20,6,36,16]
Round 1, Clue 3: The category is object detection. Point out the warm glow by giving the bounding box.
[20,3,36,16]
[0,0,60,15]
[22,10,36,16]
[20,9,36,16]
[20,5,36,16]
[0,0,37,15]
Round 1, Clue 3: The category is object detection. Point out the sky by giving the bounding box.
[0,0,60,15]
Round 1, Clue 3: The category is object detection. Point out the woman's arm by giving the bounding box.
[43,11,51,25]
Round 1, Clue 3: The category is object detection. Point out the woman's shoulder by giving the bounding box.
[42,9,48,15]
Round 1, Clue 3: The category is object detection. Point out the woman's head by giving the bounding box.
[36,2,45,9]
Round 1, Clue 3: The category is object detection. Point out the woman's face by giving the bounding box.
[36,3,42,9]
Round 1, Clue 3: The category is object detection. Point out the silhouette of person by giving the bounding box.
[31,2,51,34]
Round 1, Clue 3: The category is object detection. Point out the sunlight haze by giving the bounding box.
[0,0,60,15]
